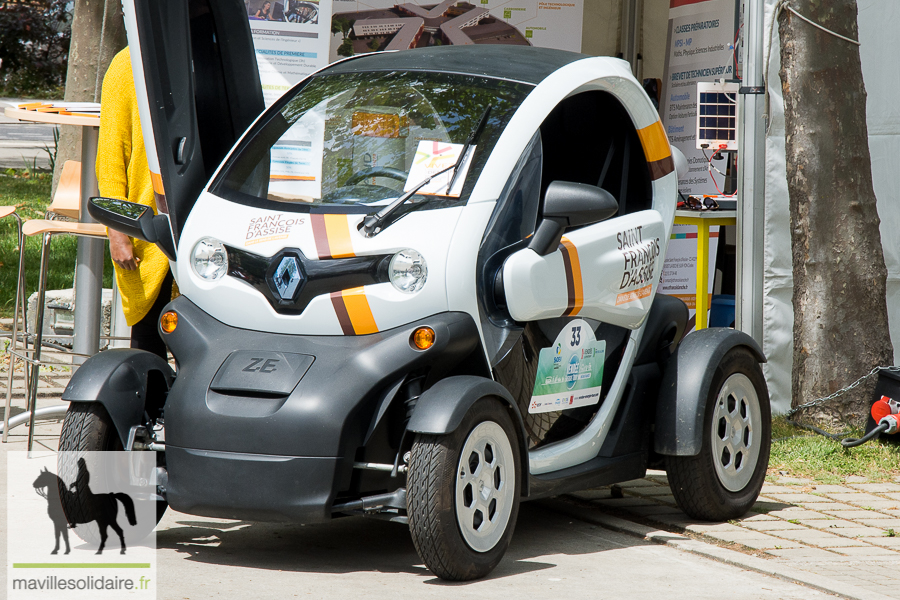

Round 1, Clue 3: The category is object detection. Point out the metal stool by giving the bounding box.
[15,219,107,451]
[1,205,28,442]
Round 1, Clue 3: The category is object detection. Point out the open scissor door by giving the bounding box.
[122,0,264,252]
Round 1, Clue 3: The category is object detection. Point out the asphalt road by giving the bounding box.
[148,502,834,600]
[0,99,56,170]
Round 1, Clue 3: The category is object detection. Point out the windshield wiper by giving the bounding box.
[360,104,493,238]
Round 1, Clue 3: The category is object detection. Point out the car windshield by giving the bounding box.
[211,70,532,211]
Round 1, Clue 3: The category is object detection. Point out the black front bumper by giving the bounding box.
[159,296,481,522]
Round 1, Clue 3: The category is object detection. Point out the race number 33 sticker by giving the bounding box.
[528,319,606,414]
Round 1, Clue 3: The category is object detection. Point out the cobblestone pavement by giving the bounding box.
[569,473,900,599]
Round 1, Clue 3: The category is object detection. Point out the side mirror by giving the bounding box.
[88,197,177,260]
[528,181,618,256]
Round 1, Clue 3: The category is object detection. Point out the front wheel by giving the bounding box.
[58,403,168,542]
[407,398,521,581]
[666,347,771,521]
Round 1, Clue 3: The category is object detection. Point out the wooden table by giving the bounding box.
[4,105,104,363]
[673,209,737,330]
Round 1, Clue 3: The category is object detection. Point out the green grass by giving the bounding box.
[769,416,900,483]
[0,171,112,318]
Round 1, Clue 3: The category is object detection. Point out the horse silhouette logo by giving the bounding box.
[32,458,137,555]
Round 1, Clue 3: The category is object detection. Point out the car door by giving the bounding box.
[122,0,265,251]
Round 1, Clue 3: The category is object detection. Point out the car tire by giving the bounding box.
[666,347,771,521]
[57,402,168,543]
[407,398,521,581]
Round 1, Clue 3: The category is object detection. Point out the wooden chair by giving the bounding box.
[1,205,28,442]
[47,160,82,220]
[19,218,106,450]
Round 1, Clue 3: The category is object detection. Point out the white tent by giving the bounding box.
[761,0,900,414]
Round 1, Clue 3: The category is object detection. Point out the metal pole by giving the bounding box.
[736,0,766,344]
[73,126,104,366]
[27,232,52,455]
[620,0,640,74]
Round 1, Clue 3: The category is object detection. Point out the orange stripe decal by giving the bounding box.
[341,287,378,334]
[150,171,165,195]
[323,214,355,258]
[637,121,675,181]
[560,237,583,316]
[636,121,671,163]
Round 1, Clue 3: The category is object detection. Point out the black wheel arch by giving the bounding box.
[654,328,766,457]
[406,375,530,496]
[61,348,174,446]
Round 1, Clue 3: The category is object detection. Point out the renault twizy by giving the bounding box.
[60,0,771,581]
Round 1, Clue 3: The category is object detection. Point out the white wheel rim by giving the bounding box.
[712,373,762,492]
[454,421,516,553]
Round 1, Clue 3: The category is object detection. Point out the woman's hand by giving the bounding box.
[108,229,140,271]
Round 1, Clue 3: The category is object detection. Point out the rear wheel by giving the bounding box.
[407,398,521,581]
[666,348,771,521]
[57,403,167,542]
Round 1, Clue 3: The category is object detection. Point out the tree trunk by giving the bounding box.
[52,0,126,195]
[779,0,893,424]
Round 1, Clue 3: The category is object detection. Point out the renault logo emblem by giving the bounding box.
[273,256,303,300]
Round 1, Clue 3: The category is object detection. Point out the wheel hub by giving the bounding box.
[454,421,516,553]
[712,373,762,492]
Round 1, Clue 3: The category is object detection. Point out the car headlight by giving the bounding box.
[191,237,228,281]
[389,249,427,293]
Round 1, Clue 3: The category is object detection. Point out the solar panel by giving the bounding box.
[696,81,739,151]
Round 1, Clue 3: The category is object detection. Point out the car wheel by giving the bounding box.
[666,347,771,521]
[407,398,521,581]
[57,403,168,543]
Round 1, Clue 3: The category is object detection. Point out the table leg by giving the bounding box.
[73,126,103,366]
[696,222,710,330]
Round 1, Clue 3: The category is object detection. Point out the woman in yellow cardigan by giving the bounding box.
[97,47,172,360]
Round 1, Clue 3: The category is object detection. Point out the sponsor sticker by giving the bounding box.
[528,319,605,414]
[245,213,306,246]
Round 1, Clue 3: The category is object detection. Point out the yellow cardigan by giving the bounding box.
[96,48,170,326]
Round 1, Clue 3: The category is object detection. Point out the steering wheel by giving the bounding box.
[345,166,409,186]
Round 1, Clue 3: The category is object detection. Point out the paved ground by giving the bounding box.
[567,474,900,599]
[0,98,56,170]
[0,351,893,599]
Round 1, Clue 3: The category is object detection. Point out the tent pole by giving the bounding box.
[736,0,766,344]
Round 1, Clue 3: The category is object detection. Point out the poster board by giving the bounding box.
[659,0,739,196]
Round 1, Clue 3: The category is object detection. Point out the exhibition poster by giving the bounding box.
[246,0,335,107]
[660,0,739,196]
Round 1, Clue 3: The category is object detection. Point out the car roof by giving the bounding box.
[319,46,590,85]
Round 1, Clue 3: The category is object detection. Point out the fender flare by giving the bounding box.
[61,349,175,446]
[654,328,765,456]
[407,375,531,496]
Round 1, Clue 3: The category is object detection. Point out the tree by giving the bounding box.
[0,0,71,95]
[778,0,893,424]
[337,37,355,57]
[52,0,126,194]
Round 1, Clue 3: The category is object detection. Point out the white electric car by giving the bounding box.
[61,0,771,581]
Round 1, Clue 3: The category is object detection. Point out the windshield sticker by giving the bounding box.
[404,141,475,197]
[529,319,606,414]
[616,225,660,305]
[269,106,326,200]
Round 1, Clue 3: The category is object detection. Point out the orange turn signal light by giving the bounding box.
[412,327,435,350]
[160,311,178,334]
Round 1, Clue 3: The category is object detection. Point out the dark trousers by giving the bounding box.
[130,270,173,361]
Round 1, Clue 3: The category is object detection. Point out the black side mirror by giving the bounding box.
[528,181,619,256]
[88,197,177,260]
